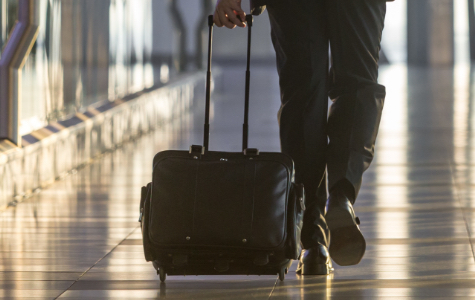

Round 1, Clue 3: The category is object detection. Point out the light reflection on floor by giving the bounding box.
[1,64,475,299]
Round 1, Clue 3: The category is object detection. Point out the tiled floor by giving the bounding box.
[2,63,475,299]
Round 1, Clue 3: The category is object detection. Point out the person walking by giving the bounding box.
[213,0,388,275]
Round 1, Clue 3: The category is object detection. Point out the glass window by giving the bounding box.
[19,0,161,136]
[0,0,18,58]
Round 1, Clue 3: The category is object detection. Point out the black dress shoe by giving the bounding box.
[325,189,366,266]
[296,244,334,275]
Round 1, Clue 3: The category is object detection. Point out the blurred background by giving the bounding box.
[0,0,470,137]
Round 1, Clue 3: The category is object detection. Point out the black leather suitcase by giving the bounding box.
[139,15,305,282]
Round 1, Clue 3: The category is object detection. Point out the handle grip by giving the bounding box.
[207,14,253,27]
[208,15,214,27]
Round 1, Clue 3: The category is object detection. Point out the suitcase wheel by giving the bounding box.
[278,267,285,281]
[159,268,166,283]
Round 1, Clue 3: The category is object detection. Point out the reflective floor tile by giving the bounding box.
[59,288,271,299]
[0,272,82,281]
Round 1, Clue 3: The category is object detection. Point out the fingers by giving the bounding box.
[213,0,246,29]
[236,11,246,24]
[213,11,223,27]
[217,9,235,29]
[225,8,245,28]
[229,1,246,22]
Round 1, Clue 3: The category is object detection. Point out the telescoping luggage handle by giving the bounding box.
[203,14,254,152]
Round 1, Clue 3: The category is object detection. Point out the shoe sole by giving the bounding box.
[297,263,333,275]
[326,206,366,266]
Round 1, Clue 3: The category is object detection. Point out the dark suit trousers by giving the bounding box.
[267,0,387,248]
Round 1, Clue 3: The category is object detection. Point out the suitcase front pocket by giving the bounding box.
[149,156,290,251]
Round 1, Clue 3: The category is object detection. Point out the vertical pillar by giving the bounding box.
[469,0,475,61]
[81,0,110,105]
[62,0,110,109]
[168,0,187,72]
[0,1,7,51]
[0,0,38,146]
[407,0,454,65]
[195,0,213,69]
[61,1,82,111]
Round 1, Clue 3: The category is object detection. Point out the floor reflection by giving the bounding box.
[270,274,333,299]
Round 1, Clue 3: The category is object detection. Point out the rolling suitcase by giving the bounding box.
[139,15,305,282]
